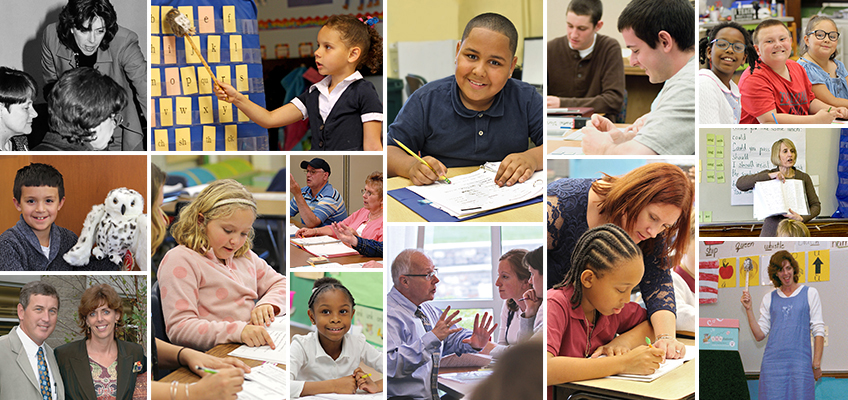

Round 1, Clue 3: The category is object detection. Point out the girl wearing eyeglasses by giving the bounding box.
[799,15,848,109]
[697,21,757,124]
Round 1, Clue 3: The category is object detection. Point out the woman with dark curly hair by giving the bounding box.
[41,0,146,150]
[54,283,146,400]
[34,67,126,151]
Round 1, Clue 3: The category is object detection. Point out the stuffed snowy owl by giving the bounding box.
[64,188,148,270]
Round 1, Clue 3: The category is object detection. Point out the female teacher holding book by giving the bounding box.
[547,163,693,359]
[735,138,820,237]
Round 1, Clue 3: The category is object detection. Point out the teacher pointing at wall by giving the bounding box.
[735,138,820,237]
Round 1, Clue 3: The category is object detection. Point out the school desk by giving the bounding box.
[555,338,697,400]
[699,219,848,237]
[160,342,286,384]
[548,124,629,155]
[387,166,543,223]
[437,366,487,400]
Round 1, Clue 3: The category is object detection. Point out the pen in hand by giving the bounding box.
[195,365,252,381]
[392,138,451,184]
[645,337,653,348]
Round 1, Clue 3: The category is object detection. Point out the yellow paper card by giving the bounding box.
[151,36,160,64]
[809,250,830,282]
[225,125,237,150]
[207,36,221,63]
[164,68,181,96]
[151,99,156,127]
[180,66,198,95]
[792,252,806,283]
[718,257,737,288]
[197,67,212,94]
[175,97,192,125]
[223,6,236,33]
[154,129,169,151]
[203,126,216,151]
[151,6,160,34]
[219,101,233,123]
[198,96,214,124]
[150,68,161,97]
[178,6,194,29]
[161,7,173,34]
[740,256,758,288]
[238,107,250,122]
[230,35,243,62]
[185,36,201,64]
[235,64,248,92]
[163,36,177,64]
[159,98,173,127]
[198,6,215,34]
[216,65,231,86]
[175,128,191,151]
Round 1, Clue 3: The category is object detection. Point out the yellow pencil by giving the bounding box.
[392,138,451,184]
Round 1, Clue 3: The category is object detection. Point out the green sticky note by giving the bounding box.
[716,159,725,171]
[716,135,725,147]
[700,211,704,222]
[706,134,716,145]
[706,159,715,170]
[706,170,715,182]
[707,146,715,158]
[716,147,725,159]
[717,172,725,183]
[704,211,712,222]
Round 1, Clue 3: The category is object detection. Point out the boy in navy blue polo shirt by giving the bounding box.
[387,12,543,187]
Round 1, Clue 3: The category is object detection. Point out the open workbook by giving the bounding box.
[752,179,810,220]
[291,235,358,257]
[405,162,544,217]
[603,345,696,382]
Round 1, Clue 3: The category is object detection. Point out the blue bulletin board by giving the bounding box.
[151,0,269,151]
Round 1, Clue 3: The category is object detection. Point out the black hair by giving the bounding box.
[14,163,65,202]
[324,14,383,73]
[0,67,37,111]
[461,12,519,57]
[57,0,119,54]
[800,14,839,61]
[49,67,126,143]
[308,277,356,311]
[553,224,642,309]
[567,0,603,26]
[698,21,758,74]
[617,0,694,52]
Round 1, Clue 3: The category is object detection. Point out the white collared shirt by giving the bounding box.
[15,326,57,399]
[291,71,383,123]
[289,330,383,398]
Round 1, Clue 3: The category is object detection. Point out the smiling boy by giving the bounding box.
[387,13,543,187]
[739,19,848,124]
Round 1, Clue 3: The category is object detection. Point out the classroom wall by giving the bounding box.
[0,0,147,103]
[547,0,631,49]
[699,240,847,373]
[289,154,382,215]
[290,271,383,336]
[0,155,148,237]
[698,128,839,223]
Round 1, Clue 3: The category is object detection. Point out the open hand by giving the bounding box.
[461,312,497,350]
[431,306,463,341]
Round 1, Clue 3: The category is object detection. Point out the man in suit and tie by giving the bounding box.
[0,281,65,400]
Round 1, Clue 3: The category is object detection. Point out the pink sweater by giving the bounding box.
[159,245,287,351]
[341,207,383,241]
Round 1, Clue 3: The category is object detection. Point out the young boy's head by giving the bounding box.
[752,19,792,68]
[566,0,604,51]
[455,12,519,111]
[13,163,66,234]
[617,0,695,83]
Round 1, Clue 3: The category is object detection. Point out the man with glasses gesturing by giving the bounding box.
[289,157,348,228]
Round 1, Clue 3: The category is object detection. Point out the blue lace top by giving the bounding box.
[547,178,676,317]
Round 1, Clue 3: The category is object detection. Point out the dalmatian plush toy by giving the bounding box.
[64,188,148,270]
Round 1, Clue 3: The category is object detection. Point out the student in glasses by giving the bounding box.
[698,21,757,124]
[798,15,848,109]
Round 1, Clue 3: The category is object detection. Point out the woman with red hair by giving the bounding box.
[547,162,693,360]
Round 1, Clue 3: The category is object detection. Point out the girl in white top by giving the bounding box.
[290,277,383,398]
[697,21,757,124]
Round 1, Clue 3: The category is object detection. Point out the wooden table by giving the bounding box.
[289,242,382,267]
[160,343,285,384]
[387,166,543,223]
[548,124,629,155]
[700,219,848,237]
[556,338,696,400]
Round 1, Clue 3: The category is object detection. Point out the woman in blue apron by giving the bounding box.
[741,250,825,399]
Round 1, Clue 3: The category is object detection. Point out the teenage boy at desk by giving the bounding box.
[387,13,543,188]
[581,0,695,156]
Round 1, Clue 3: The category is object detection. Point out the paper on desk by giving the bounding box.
[439,352,492,368]
[299,393,385,400]
[237,362,287,400]
[406,163,544,217]
[228,316,289,364]
[289,224,300,237]
[440,370,493,383]
[291,262,367,270]
[604,345,696,382]
[753,179,809,220]
[291,236,342,246]
[251,192,287,201]
[562,129,585,141]
[550,146,584,156]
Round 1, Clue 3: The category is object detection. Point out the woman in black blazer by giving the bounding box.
[55,283,145,400]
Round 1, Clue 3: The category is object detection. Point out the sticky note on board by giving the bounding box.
[161,7,173,34]
[717,172,725,184]
[151,36,160,64]
[159,97,173,127]
[235,64,248,92]
[706,170,715,182]
[706,159,715,170]
[716,147,724,159]
[175,127,191,151]
[151,98,156,127]
[151,6,160,34]
[198,6,215,33]
[180,67,198,95]
[223,6,236,33]
[185,36,201,64]
[203,126,216,151]
[219,101,233,123]
[151,68,161,97]
[207,36,221,63]
[716,159,725,171]
[699,211,704,222]
[178,6,194,28]
[225,125,238,150]
[706,146,715,158]
[230,35,243,62]
[155,129,169,151]
[164,68,181,96]
[198,96,214,124]
[197,67,213,94]
[716,135,725,147]
[175,97,192,125]
[216,65,231,86]
[704,211,712,222]
[706,133,715,145]
[163,36,177,64]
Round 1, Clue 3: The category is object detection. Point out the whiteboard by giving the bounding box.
[730,127,806,205]
[522,37,543,86]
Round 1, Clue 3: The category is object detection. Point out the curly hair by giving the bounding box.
[365,170,383,199]
[767,250,800,288]
[77,283,124,339]
[151,163,167,253]
[48,67,126,144]
[57,0,119,53]
[324,14,383,73]
[698,21,758,74]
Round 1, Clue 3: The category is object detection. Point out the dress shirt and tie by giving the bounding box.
[0,326,62,400]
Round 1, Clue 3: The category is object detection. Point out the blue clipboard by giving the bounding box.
[388,187,542,222]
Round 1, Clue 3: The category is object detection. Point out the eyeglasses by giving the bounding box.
[303,169,325,175]
[809,30,840,41]
[710,38,746,53]
[361,188,377,197]
[404,268,438,281]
